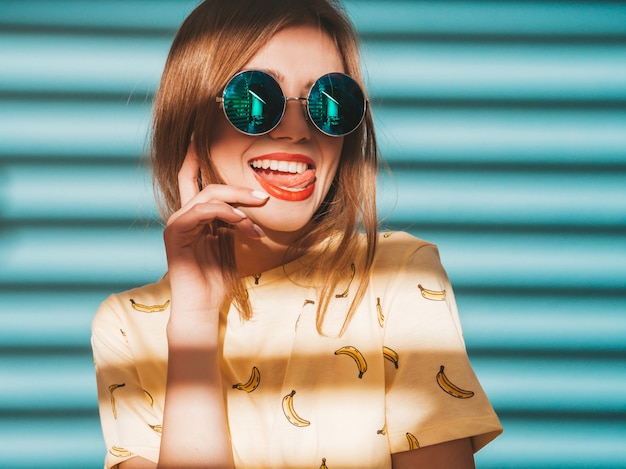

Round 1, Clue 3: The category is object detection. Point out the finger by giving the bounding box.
[168,185,268,228]
[178,139,201,207]
[167,201,265,240]
[168,200,241,229]
[180,184,269,214]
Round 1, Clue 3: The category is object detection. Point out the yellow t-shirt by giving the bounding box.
[91,232,502,468]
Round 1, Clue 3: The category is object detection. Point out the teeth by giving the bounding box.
[250,159,308,174]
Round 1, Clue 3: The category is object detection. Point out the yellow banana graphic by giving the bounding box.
[377,423,387,435]
[376,297,385,327]
[282,390,310,427]
[436,365,475,399]
[418,284,446,301]
[130,299,170,313]
[383,232,393,238]
[109,383,125,419]
[253,273,262,285]
[143,389,154,407]
[334,345,367,378]
[232,366,261,393]
[406,432,420,450]
[335,263,356,298]
[319,458,329,469]
[149,424,162,434]
[383,346,399,369]
[119,328,127,343]
[109,446,132,458]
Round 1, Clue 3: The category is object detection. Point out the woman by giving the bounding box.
[91,0,502,468]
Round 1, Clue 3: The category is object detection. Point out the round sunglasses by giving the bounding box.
[216,70,367,137]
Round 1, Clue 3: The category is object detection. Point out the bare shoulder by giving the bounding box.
[391,438,475,469]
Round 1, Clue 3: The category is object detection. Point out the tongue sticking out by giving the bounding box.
[254,167,316,190]
[250,158,317,201]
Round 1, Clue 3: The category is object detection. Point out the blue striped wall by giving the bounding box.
[1,1,625,467]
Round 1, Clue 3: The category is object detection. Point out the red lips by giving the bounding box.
[249,153,317,202]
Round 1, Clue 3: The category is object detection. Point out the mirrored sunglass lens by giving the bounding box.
[308,73,365,136]
[222,71,284,134]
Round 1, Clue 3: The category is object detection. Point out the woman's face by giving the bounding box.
[209,25,345,236]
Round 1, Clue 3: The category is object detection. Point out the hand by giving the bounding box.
[157,142,246,468]
[163,140,269,331]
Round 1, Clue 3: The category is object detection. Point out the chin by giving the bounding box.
[248,210,312,237]
[260,219,311,236]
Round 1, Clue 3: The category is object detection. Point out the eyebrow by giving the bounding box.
[256,67,284,82]
[246,67,316,93]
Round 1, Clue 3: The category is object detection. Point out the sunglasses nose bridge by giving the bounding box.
[284,96,310,122]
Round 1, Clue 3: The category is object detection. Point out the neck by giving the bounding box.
[234,228,306,277]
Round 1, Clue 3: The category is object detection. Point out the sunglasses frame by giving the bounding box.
[216,70,368,137]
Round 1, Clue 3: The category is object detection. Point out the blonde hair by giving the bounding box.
[151,0,378,334]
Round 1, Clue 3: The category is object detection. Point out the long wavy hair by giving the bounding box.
[150,0,379,335]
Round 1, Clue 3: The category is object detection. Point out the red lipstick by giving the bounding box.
[249,153,316,202]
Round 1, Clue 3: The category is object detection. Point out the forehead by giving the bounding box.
[244,25,345,87]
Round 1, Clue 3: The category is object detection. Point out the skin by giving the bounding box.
[208,26,344,275]
[117,25,475,469]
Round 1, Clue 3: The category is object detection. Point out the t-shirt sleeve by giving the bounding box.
[91,295,161,468]
[380,241,502,454]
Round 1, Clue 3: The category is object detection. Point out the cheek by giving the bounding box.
[208,118,253,180]
[321,137,344,180]
[209,114,239,153]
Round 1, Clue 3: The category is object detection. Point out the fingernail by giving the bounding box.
[252,190,270,200]
[233,208,247,218]
[252,224,266,238]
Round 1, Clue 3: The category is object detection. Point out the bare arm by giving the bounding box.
[157,311,231,468]
[149,143,268,468]
[118,458,157,469]
[391,438,475,469]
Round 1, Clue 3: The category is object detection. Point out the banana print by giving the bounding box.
[110,446,132,458]
[120,328,127,343]
[319,458,329,469]
[382,346,399,369]
[418,284,446,301]
[109,383,125,419]
[129,299,170,313]
[436,365,475,399]
[383,232,393,238]
[282,390,310,427]
[143,389,154,407]
[377,423,387,435]
[406,432,420,450]
[232,366,261,393]
[253,273,262,285]
[335,263,356,298]
[149,424,162,434]
[334,345,367,378]
[376,297,384,327]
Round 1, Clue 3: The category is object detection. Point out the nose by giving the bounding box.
[269,98,312,142]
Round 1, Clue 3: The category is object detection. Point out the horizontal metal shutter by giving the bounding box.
[1,1,624,467]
